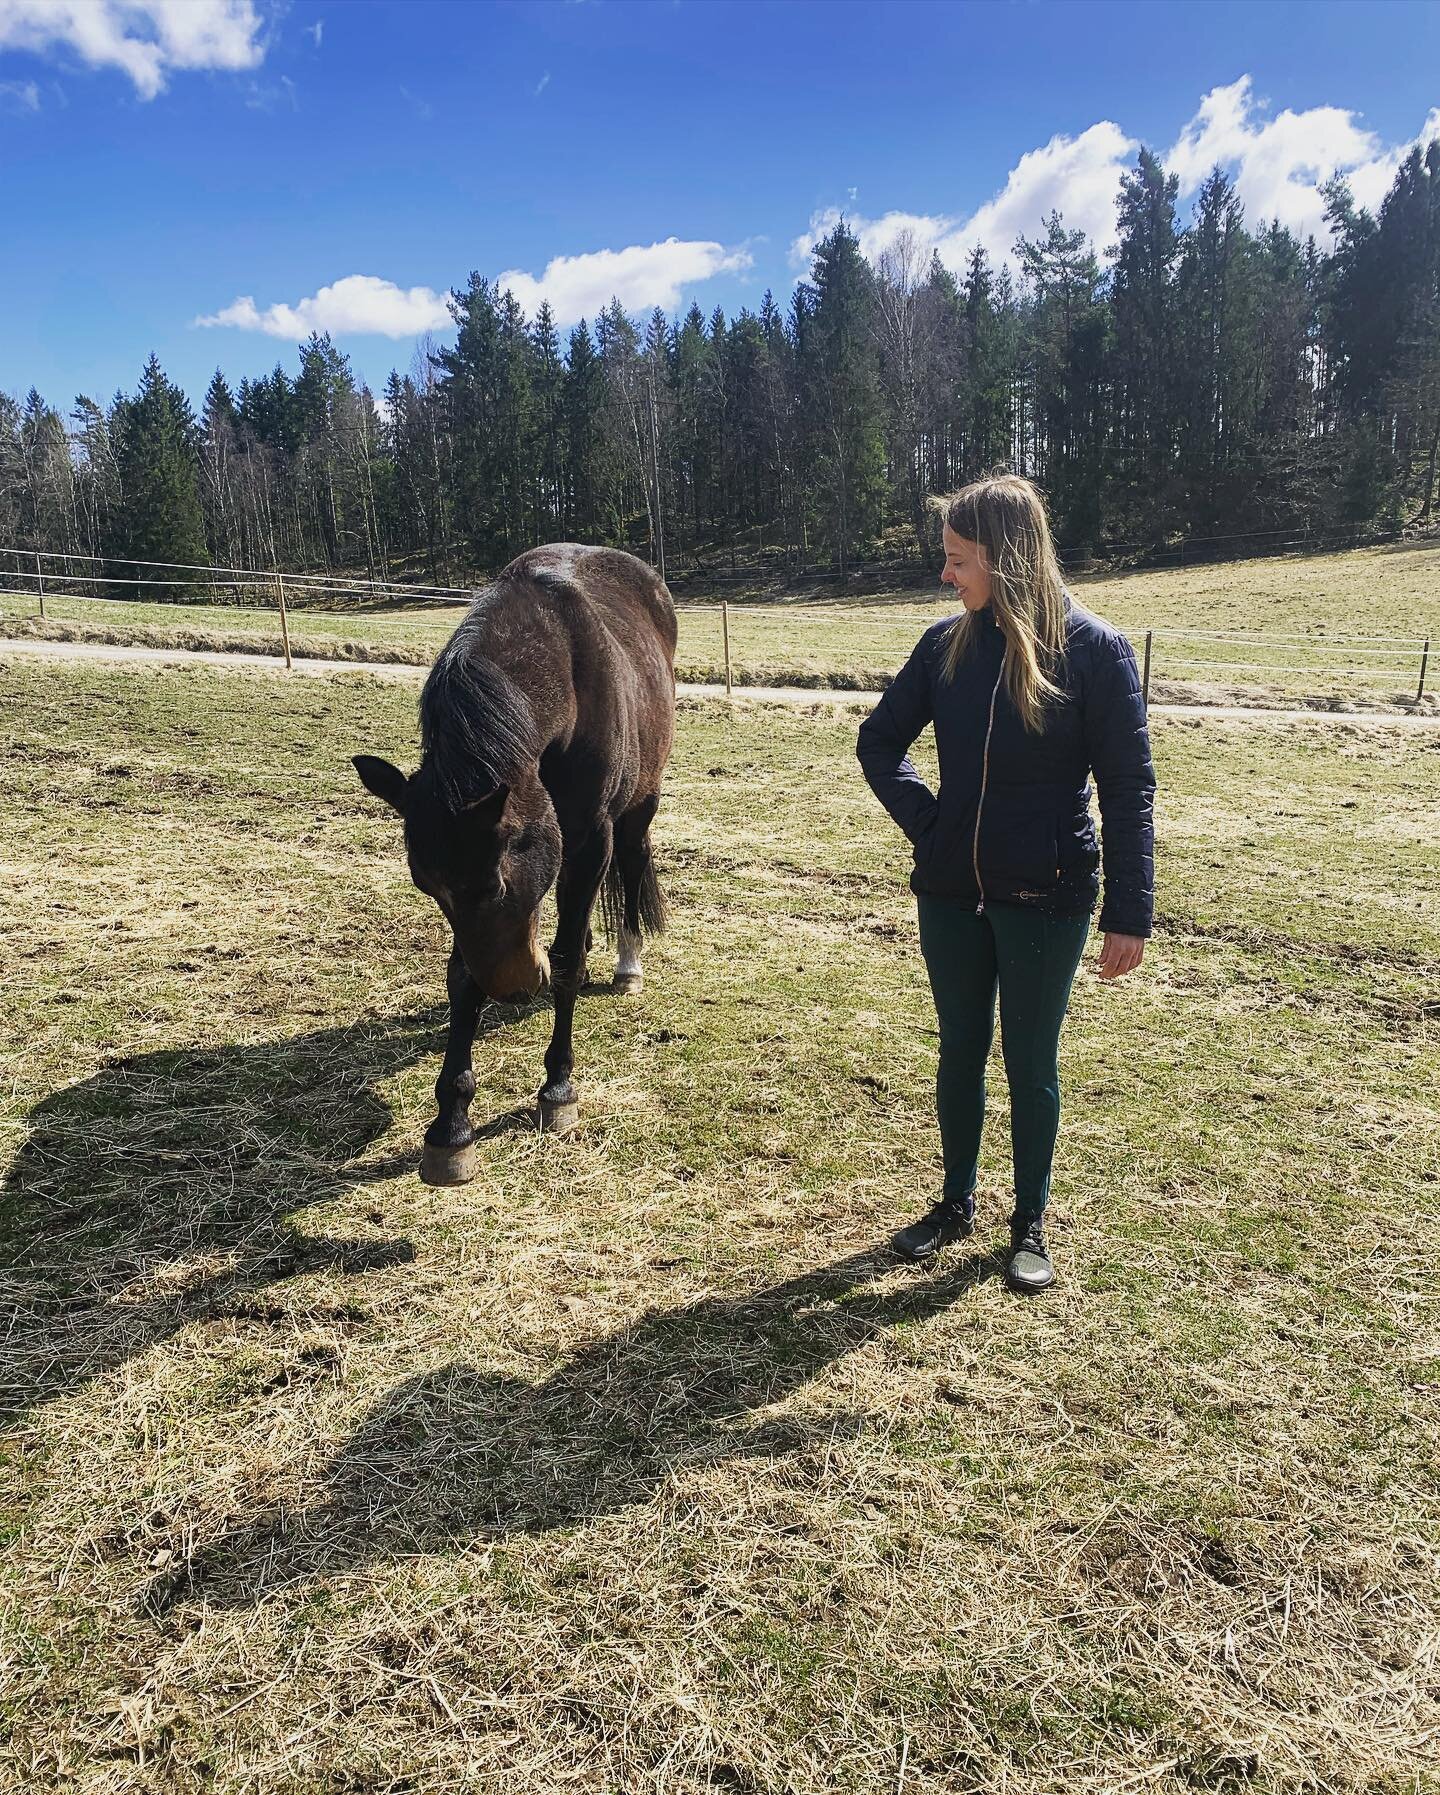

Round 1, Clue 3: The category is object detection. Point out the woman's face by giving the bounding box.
[940,525,992,611]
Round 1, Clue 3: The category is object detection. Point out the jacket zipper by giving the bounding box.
[972,665,1005,914]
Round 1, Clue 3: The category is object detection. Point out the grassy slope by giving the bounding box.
[0,659,1437,1793]
[3,540,1438,705]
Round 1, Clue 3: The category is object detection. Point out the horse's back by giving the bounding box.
[501,544,677,660]
[480,545,675,814]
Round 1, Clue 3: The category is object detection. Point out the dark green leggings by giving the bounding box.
[916,896,1091,1222]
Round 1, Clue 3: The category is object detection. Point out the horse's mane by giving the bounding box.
[419,611,539,812]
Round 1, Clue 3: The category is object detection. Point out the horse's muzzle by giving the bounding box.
[482,943,550,1004]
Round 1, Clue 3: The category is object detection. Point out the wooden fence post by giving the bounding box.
[274,565,293,670]
[35,550,45,619]
[1141,628,1153,710]
[1419,637,1431,705]
[722,600,732,697]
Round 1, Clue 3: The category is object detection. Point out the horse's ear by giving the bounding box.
[459,782,509,823]
[352,754,409,813]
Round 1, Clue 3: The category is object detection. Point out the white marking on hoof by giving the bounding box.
[615,930,644,994]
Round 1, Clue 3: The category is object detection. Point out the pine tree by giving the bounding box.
[640,306,673,575]
[564,319,606,541]
[1109,148,1182,543]
[111,355,208,597]
[1248,223,1319,529]
[1328,140,1440,523]
[757,289,802,570]
[531,301,565,540]
[802,221,886,573]
[433,273,508,569]
[1015,212,1107,550]
[596,298,652,556]
[1173,169,1262,533]
[704,306,734,566]
[725,307,769,547]
[0,394,27,559]
[671,303,712,555]
[960,246,1017,480]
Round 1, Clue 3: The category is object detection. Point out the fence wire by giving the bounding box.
[1,546,1431,701]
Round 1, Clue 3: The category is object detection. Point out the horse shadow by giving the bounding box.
[0,1002,539,1429]
[161,1246,998,1612]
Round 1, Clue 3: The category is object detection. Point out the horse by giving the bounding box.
[353,544,676,1185]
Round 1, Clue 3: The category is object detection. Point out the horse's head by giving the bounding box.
[353,755,561,1002]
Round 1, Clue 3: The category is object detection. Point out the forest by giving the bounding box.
[3,143,1438,595]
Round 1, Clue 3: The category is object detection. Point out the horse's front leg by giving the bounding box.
[539,830,610,1135]
[420,942,484,1185]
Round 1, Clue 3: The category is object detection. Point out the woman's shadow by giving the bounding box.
[160,1245,998,1612]
[0,1002,534,1430]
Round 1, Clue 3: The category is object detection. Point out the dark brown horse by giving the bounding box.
[353,544,676,1184]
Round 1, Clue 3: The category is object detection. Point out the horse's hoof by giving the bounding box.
[419,1141,478,1186]
[538,1094,580,1135]
[613,971,644,996]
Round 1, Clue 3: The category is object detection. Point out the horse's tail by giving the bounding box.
[601,835,667,945]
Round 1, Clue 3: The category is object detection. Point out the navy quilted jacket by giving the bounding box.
[856,597,1156,937]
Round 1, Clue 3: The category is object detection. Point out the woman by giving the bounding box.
[857,474,1154,1294]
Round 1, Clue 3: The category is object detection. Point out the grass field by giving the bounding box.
[3,539,1438,708]
[2,653,1438,1793]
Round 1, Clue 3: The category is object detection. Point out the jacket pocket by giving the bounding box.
[912,811,939,873]
[978,807,1059,890]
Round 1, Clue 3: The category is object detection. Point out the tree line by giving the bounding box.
[3,142,1437,599]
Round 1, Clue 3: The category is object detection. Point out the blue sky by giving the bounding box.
[3,0,1438,411]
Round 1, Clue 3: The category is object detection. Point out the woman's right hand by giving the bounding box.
[1095,933,1145,980]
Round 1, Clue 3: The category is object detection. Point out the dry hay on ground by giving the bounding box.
[0,659,1436,1794]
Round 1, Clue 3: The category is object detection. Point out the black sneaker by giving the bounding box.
[891,1193,976,1262]
[1006,1215,1054,1294]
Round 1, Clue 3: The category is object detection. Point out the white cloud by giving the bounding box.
[306,18,322,48]
[534,69,549,97]
[0,0,265,100]
[194,237,752,344]
[791,120,1138,277]
[791,206,951,270]
[495,237,753,326]
[0,76,40,110]
[195,275,455,340]
[1167,77,1440,241]
[1353,105,1440,209]
[958,122,1137,262]
[791,84,1440,284]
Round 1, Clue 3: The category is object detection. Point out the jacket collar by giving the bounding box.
[976,587,1076,629]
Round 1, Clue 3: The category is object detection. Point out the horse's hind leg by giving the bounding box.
[614,930,644,994]
[612,797,662,996]
[420,943,483,1185]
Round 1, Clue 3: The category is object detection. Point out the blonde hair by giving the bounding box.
[930,473,1068,734]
